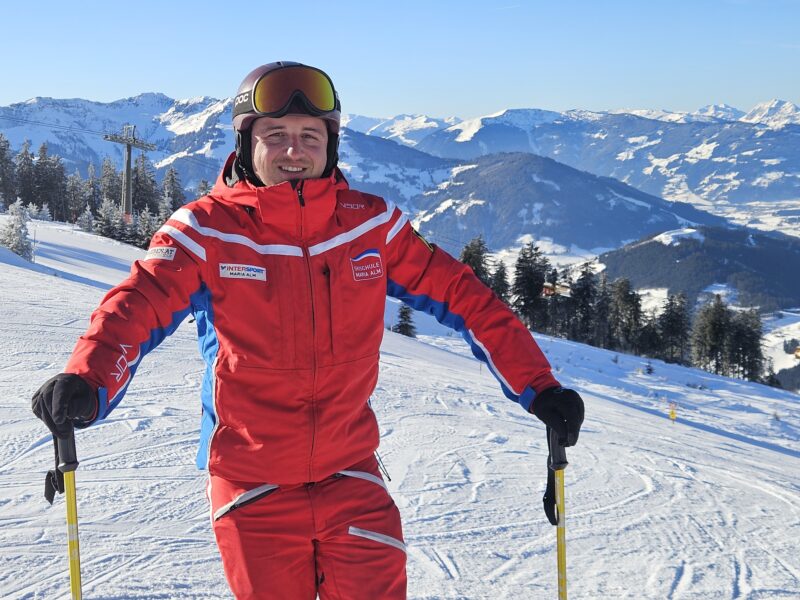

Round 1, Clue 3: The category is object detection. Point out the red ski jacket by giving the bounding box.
[65,153,560,485]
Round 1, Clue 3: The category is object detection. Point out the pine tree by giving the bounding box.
[95,197,124,239]
[65,170,87,222]
[489,260,510,304]
[33,143,68,221]
[658,293,691,364]
[547,267,573,338]
[726,309,764,381]
[38,203,52,221]
[160,166,186,213]
[157,187,176,225]
[136,206,161,249]
[592,273,612,349]
[609,278,642,353]
[637,311,662,358]
[76,203,94,232]
[99,157,122,209]
[392,304,417,338]
[459,235,492,287]
[511,242,549,331]
[570,263,597,343]
[132,153,159,214]
[0,133,16,207]
[15,140,36,207]
[0,199,33,260]
[691,295,730,375]
[83,163,101,214]
[26,202,40,220]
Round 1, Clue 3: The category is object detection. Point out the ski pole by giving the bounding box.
[549,427,568,600]
[58,428,83,600]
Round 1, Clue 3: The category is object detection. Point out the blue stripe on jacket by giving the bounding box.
[387,278,536,410]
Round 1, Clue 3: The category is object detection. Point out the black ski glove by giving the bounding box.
[31,373,97,438]
[529,387,584,447]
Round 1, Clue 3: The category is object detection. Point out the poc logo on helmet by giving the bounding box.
[234,92,250,107]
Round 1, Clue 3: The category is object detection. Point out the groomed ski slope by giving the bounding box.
[0,223,798,599]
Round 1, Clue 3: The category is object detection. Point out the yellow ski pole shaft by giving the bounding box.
[549,427,568,600]
[58,430,82,600]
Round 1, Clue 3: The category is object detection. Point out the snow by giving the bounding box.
[740,100,800,129]
[448,109,559,143]
[1,224,799,599]
[700,283,740,306]
[530,174,561,191]
[653,228,705,247]
[753,171,787,188]
[763,309,800,375]
[451,117,486,143]
[450,164,478,178]
[607,190,653,211]
[158,99,230,136]
[684,142,719,163]
[638,287,671,315]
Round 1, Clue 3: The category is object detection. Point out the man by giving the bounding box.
[32,61,585,599]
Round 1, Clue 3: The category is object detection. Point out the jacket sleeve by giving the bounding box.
[383,206,559,411]
[63,217,206,425]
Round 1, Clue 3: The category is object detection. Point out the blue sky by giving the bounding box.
[3,0,798,118]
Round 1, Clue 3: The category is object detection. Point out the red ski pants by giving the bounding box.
[209,456,407,599]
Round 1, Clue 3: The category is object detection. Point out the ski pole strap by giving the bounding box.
[542,426,568,526]
[45,436,65,505]
[44,431,79,505]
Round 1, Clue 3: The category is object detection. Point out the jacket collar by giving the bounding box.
[212,152,349,238]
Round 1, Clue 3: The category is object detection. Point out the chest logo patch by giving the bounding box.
[219,263,267,281]
[350,249,384,282]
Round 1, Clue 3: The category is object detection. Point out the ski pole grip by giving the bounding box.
[548,427,568,471]
[57,428,79,473]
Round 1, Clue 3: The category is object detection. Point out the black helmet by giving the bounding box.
[232,61,341,184]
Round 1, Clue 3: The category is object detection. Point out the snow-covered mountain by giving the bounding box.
[343,113,461,147]
[1,220,799,599]
[692,103,746,122]
[740,99,800,129]
[0,93,232,190]
[412,105,800,215]
[338,129,458,210]
[411,152,726,256]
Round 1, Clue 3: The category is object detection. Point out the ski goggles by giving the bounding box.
[234,65,338,120]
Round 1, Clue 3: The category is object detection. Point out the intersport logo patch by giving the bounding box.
[350,249,384,282]
[219,263,267,281]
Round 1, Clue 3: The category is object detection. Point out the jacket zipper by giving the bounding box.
[298,181,318,481]
[322,265,334,355]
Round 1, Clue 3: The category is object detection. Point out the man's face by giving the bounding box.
[250,114,329,187]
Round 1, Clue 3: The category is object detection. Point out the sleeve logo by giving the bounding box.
[350,249,384,281]
[219,263,267,281]
[145,247,177,261]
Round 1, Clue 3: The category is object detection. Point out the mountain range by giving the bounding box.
[2,93,800,301]
[2,94,798,211]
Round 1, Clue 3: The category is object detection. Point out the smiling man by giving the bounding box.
[32,61,585,599]
[250,115,328,185]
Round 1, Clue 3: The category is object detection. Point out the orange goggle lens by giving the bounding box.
[252,66,336,115]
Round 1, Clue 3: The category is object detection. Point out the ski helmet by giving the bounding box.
[232,61,341,183]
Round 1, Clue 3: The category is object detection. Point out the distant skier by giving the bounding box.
[31,61,585,599]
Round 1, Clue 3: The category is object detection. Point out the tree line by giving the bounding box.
[458,235,770,384]
[0,133,212,249]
